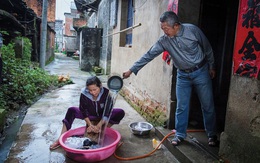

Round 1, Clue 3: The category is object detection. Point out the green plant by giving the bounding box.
[0,92,6,110]
[19,37,32,61]
[0,31,9,36]
[0,38,71,111]
[46,54,55,65]
[55,42,59,52]
[92,66,103,74]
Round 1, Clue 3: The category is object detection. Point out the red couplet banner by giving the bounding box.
[167,0,178,14]
[233,0,260,78]
[162,0,179,64]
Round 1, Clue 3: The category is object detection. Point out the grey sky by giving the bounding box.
[55,0,73,21]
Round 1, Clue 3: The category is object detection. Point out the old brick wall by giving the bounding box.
[73,18,86,27]
[24,0,55,63]
[24,0,42,16]
[64,13,74,36]
[25,0,56,22]
[47,0,56,22]
[46,26,55,61]
[73,18,87,49]
[120,88,168,126]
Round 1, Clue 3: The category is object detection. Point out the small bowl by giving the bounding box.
[129,122,153,136]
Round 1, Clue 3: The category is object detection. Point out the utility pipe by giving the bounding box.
[40,0,48,69]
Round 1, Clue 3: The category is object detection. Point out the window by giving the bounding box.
[120,0,134,47]
[126,0,133,46]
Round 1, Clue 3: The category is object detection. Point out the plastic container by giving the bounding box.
[59,126,121,162]
[152,138,161,149]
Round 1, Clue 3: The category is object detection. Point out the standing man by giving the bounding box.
[123,11,218,147]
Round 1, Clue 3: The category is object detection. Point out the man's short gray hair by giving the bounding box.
[160,11,180,27]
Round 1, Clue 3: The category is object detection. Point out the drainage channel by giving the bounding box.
[0,108,27,162]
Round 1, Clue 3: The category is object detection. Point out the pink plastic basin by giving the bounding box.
[59,126,121,162]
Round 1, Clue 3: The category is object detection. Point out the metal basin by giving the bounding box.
[129,122,153,136]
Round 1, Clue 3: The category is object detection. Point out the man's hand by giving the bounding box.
[209,69,216,79]
[122,70,132,79]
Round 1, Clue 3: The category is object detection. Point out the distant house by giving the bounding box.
[62,1,86,56]
[55,20,63,52]
[74,0,112,74]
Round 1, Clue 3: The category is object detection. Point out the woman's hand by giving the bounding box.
[87,124,100,133]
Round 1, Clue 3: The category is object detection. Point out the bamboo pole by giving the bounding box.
[103,23,142,37]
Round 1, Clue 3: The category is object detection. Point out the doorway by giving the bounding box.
[169,0,239,132]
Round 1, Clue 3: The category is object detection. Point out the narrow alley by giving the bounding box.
[4,53,178,163]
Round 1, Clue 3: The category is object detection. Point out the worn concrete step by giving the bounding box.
[155,127,224,163]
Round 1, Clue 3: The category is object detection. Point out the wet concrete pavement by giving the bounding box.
[4,53,179,163]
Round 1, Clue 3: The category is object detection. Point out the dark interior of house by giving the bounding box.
[187,0,239,132]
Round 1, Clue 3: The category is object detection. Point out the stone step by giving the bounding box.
[155,127,224,163]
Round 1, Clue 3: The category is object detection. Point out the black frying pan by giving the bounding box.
[107,75,123,92]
